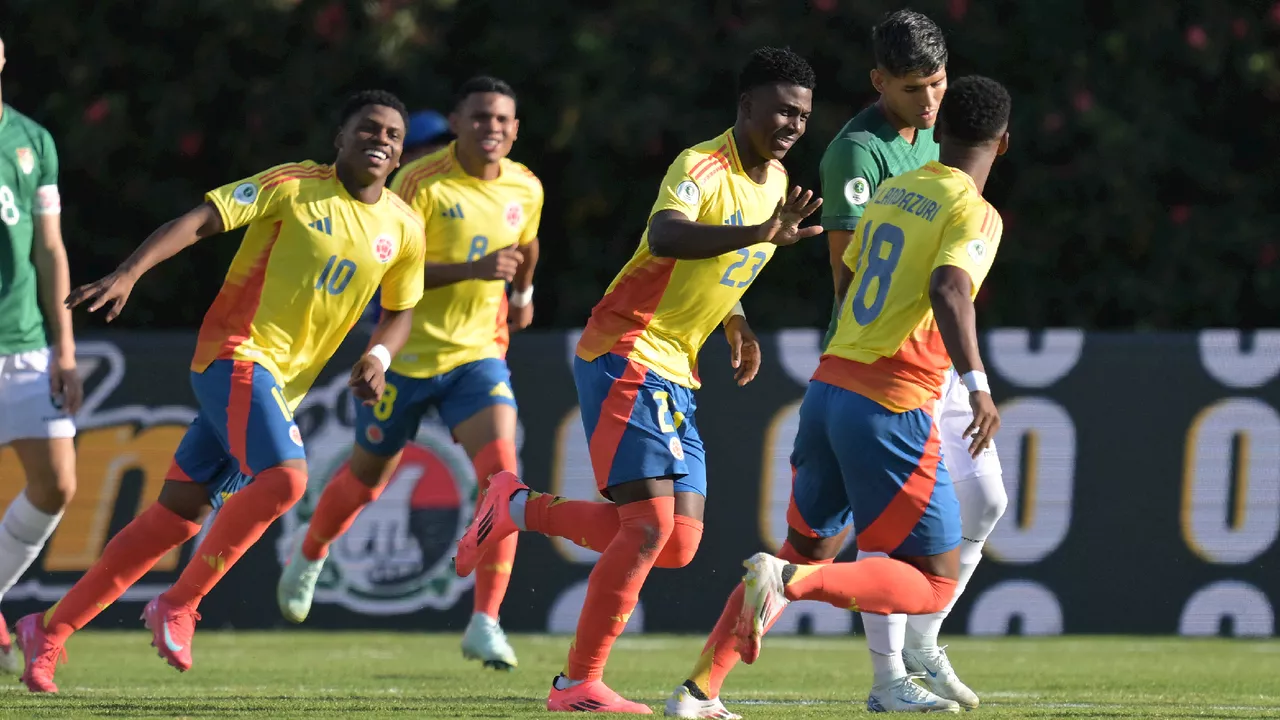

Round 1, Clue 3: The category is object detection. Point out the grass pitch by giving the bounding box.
[2,632,1278,718]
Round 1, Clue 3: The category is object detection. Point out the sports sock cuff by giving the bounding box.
[2,491,64,545]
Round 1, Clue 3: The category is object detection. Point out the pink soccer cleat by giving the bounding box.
[0,611,17,674]
[141,597,201,672]
[454,470,526,578]
[14,613,67,693]
[547,676,654,714]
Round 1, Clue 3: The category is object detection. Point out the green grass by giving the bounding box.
[3,633,1279,718]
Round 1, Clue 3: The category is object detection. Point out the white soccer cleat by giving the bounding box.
[461,613,517,670]
[277,536,326,625]
[903,645,979,709]
[735,552,791,665]
[867,674,961,713]
[664,682,742,719]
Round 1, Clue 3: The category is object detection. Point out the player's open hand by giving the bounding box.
[472,246,524,282]
[965,391,1001,458]
[348,356,386,406]
[50,361,84,416]
[65,269,138,322]
[725,315,762,386]
[763,186,824,247]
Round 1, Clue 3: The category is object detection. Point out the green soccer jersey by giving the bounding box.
[0,103,59,355]
[818,103,938,350]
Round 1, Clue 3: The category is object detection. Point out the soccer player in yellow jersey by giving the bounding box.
[278,77,541,670]
[12,91,426,694]
[666,76,1012,718]
[454,48,822,713]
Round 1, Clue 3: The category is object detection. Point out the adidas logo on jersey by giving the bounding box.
[308,217,333,235]
[723,209,744,226]
[444,203,465,219]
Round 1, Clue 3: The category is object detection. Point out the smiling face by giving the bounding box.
[334,104,406,185]
[450,91,518,166]
[739,82,814,161]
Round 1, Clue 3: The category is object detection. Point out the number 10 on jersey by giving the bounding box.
[316,255,357,295]
[850,221,905,325]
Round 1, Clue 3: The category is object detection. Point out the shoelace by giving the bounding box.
[166,608,203,637]
[33,642,68,673]
[900,673,941,702]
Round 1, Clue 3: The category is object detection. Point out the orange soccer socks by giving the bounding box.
[161,467,307,610]
[685,541,824,699]
[782,556,957,616]
[523,493,702,569]
[41,503,201,641]
[564,496,675,683]
[472,439,520,619]
[301,466,383,561]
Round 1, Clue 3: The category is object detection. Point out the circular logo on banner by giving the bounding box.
[844,177,871,206]
[504,202,523,229]
[233,182,259,205]
[277,408,479,616]
[374,234,396,263]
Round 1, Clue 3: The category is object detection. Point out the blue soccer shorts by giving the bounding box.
[573,352,706,499]
[168,359,305,509]
[788,380,961,557]
[354,357,518,456]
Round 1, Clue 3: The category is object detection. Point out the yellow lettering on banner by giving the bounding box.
[0,425,190,572]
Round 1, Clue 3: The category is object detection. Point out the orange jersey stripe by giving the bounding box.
[578,257,678,359]
[259,162,320,184]
[494,292,510,360]
[193,221,283,369]
[387,193,424,229]
[692,150,730,184]
[587,359,649,489]
[227,361,256,475]
[262,168,333,191]
[398,157,452,195]
[688,145,727,179]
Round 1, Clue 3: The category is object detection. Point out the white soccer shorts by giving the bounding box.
[0,347,77,446]
[937,369,1001,481]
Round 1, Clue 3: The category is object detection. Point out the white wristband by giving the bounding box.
[961,370,991,394]
[510,285,534,308]
[723,301,745,326]
[367,344,392,373]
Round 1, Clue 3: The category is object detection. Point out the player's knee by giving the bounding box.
[25,476,75,514]
[655,516,703,568]
[256,466,309,514]
[958,472,1008,541]
[621,500,676,558]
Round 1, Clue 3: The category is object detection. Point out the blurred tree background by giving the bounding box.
[1,0,1278,331]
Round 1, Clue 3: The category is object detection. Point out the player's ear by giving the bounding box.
[870,68,884,95]
[333,130,343,153]
[511,117,520,142]
[738,92,753,120]
[997,131,1010,157]
[448,111,461,136]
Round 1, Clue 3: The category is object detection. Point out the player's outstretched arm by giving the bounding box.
[424,245,523,289]
[66,202,224,322]
[929,265,999,456]
[349,307,414,406]
[648,187,824,260]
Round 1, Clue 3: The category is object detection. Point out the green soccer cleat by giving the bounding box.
[461,613,518,671]
[277,533,326,624]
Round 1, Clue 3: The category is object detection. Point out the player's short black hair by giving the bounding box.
[338,90,410,130]
[937,75,1011,146]
[873,9,948,77]
[455,76,517,107]
[737,47,817,95]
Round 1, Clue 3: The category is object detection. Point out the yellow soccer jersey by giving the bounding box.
[576,129,789,389]
[816,161,1003,412]
[388,143,543,377]
[194,161,426,409]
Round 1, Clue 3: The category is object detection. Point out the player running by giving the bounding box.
[0,35,83,675]
[12,90,426,694]
[667,75,1011,718]
[813,10,1007,710]
[453,47,822,713]
[277,76,542,671]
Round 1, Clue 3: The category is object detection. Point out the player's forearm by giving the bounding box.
[929,276,984,376]
[423,262,477,289]
[512,238,539,290]
[648,215,767,260]
[368,307,414,358]
[827,230,854,296]
[118,202,223,281]
[33,218,75,364]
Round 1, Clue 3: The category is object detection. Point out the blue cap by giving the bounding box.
[405,110,452,149]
